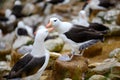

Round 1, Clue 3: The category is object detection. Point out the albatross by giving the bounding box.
[0,9,16,34]
[15,21,34,38]
[82,0,115,20]
[72,10,109,34]
[46,17,104,61]
[3,27,53,79]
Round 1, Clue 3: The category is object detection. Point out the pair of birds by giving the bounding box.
[2,0,115,79]
[3,16,108,79]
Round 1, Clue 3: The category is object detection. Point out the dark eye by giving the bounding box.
[54,20,57,22]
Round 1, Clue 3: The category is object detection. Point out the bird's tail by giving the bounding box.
[79,40,99,51]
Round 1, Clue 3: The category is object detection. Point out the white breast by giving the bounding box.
[59,34,77,47]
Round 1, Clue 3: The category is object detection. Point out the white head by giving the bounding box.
[35,28,49,42]
[17,21,25,28]
[46,17,72,33]
[78,10,87,20]
[14,0,22,5]
[5,9,12,18]
[47,17,61,28]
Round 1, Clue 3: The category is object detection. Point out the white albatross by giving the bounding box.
[3,27,53,80]
[72,10,109,34]
[46,17,104,61]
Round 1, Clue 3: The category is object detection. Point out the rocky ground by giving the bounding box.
[0,0,120,80]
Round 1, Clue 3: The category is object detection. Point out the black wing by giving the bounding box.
[17,28,29,36]
[64,25,104,43]
[47,0,64,4]
[3,54,33,79]
[0,16,8,21]
[99,0,115,8]
[89,23,109,34]
[4,54,45,79]
[19,56,45,77]
[12,5,26,18]
[33,0,44,4]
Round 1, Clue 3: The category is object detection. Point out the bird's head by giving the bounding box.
[34,27,53,41]
[46,17,61,31]
[79,10,87,19]
[17,21,25,28]
[5,9,12,18]
[14,0,22,5]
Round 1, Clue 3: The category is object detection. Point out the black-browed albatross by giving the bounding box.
[3,27,53,79]
[82,0,115,17]
[15,21,34,38]
[72,10,109,34]
[46,17,104,61]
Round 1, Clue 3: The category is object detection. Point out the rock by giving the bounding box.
[116,13,120,25]
[13,36,33,49]
[0,42,6,50]
[0,61,10,72]
[45,37,64,52]
[53,4,72,18]
[88,75,107,80]
[91,58,120,75]
[86,58,120,79]
[0,42,11,60]
[83,42,103,58]
[5,55,11,61]
[104,9,120,24]
[62,42,103,58]
[50,52,61,58]
[23,14,43,26]
[0,61,11,79]
[110,66,120,76]
[22,3,35,15]
[109,48,120,61]
[88,62,102,68]
[61,43,72,53]
[10,50,23,67]
[40,70,53,80]
[0,32,15,60]
[52,56,88,80]
[0,29,3,38]
[2,31,15,45]
[97,11,106,18]
[89,10,103,22]
[92,17,103,24]
[108,74,120,80]
[64,78,72,80]
[109,25,120,36]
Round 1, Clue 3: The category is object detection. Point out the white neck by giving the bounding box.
[31,39,46,57]
[55,21,73,34]
[78,16,89,27]
[83,5,90,17]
